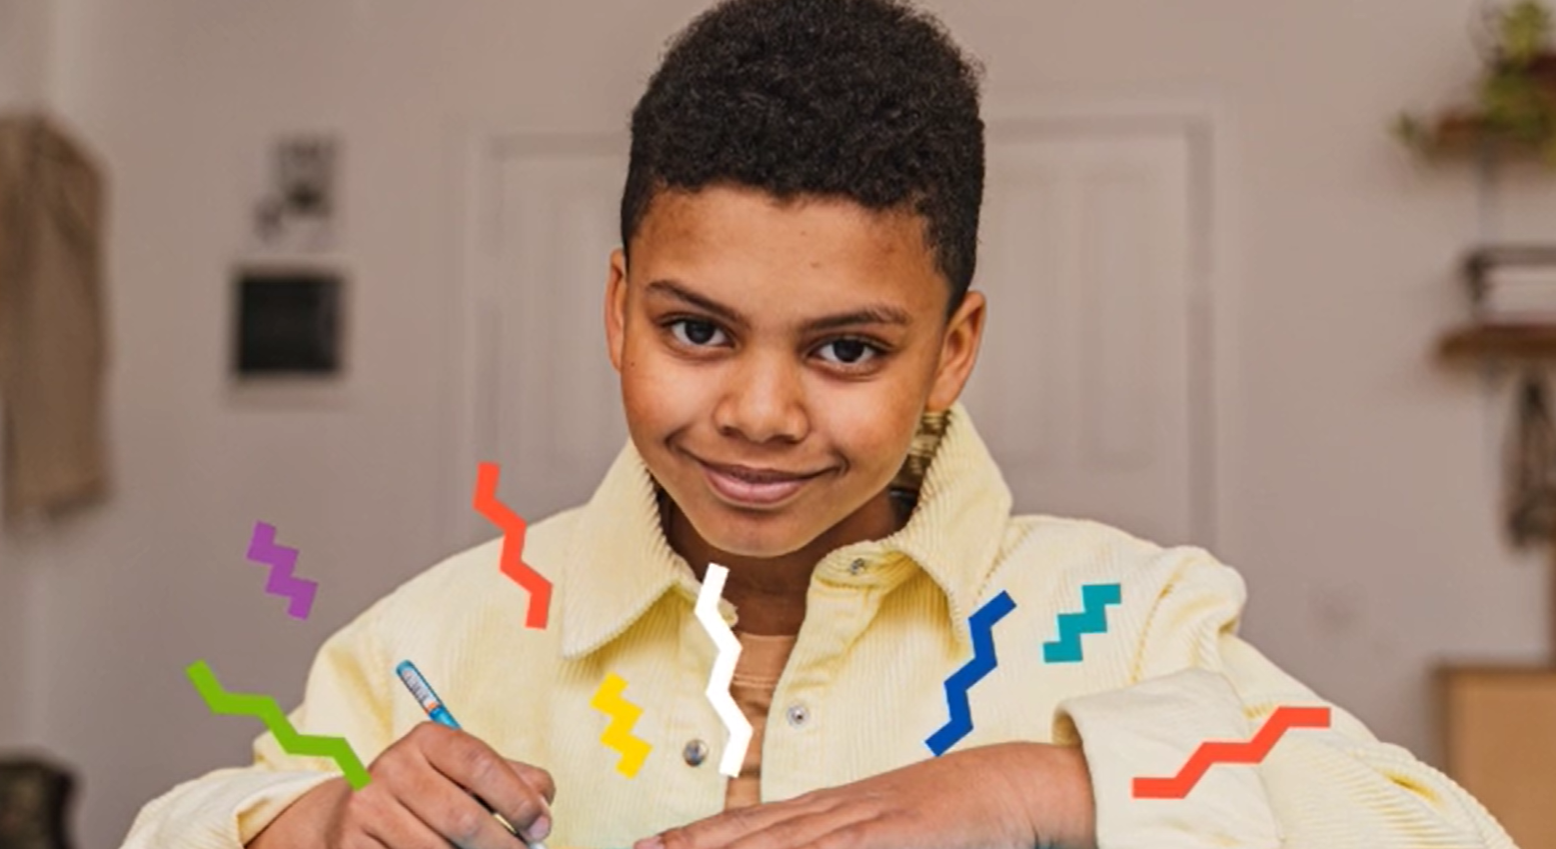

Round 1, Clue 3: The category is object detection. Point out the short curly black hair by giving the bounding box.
[620,0,985,316]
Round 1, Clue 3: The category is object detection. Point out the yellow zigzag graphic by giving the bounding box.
[589,673,651,778]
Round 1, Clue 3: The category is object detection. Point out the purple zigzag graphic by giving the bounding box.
[247,521,318,620]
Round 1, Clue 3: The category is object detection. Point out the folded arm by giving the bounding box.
[1053,551,1517,848]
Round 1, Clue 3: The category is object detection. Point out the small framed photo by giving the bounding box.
[230,264,346,378]
[251,134,341,254]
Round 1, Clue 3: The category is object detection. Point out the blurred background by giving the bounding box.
[3,0,1556,847]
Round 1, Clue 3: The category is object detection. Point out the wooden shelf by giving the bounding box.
[1403,112,1551,161]
[1437,323,1556,361]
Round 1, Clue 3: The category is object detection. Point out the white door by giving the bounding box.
[449,122,1210,549]
[448,135,632,546]
[962,125,1204,545]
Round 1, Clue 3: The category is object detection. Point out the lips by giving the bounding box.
[694,457,828,507]
[702,461,821,483]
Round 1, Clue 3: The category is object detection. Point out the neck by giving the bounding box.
[662,488,905,636]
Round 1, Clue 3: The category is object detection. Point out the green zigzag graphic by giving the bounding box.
[187,660,372,789]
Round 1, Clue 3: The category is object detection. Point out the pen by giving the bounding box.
[396,660,549,849]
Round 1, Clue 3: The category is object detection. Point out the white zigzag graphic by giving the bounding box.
[695,563,752,777]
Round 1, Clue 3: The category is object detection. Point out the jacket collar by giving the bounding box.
[557,401,1014,659]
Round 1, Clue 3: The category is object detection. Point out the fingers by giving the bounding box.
[652,800,776,849]
[507,760,557,805]
[372,743,523,849]
[324,723,555,849]
[353,792,452,849]
[331,769,463,849]
[657,810,886,849]
[407,723,553,844]
[647,791,854,849]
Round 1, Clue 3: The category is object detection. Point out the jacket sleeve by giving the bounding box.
[119,599,397,849]
[1052,549,1518,849]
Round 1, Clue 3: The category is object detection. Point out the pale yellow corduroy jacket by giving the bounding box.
[121,402,1516,849]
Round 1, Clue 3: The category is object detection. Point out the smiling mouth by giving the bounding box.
[692,457,830,507]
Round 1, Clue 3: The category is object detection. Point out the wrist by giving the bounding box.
[1012,743,1096,849]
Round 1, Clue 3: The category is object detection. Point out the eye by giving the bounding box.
[667,318,728,348]
[815,338,882,367]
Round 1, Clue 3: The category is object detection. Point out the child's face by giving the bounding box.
[606,183,985,560]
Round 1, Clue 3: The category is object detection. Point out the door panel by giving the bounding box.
[963,130,1197,543]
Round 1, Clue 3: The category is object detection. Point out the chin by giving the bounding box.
[683,497,822,558]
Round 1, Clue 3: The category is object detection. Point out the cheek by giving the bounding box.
[620,336,704,427]
[814,388,923,473]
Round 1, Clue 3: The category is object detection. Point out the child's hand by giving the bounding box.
[249,722,555,849]
[633,742,1094,849]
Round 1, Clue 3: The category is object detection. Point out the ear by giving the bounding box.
[926,289,986,413]
[605,248,629,373]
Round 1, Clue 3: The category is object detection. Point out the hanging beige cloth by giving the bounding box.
[0,113,110,521]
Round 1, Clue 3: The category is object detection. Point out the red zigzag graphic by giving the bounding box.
[1132,705,1331,799]
[473,462,552,630]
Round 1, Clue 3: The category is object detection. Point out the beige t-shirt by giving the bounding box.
[723,630,799,810]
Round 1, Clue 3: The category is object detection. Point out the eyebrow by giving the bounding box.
[644,279,913,333]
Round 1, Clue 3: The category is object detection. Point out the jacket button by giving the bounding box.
[786,703,810,728]
[683,739,708,766]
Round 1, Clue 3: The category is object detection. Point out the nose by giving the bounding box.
[713,350,809,444]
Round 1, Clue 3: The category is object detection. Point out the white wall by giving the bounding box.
[0,450,31,753]
[0,0,55,752]
[0,485,19,751]
[0,0,50,109]
[6,0,1550,846]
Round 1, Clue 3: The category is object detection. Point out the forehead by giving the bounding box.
[631,184,948,313]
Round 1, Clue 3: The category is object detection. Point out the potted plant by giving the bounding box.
[1397,0,1556,162]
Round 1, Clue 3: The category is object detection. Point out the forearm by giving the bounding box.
[992,743,1096,849]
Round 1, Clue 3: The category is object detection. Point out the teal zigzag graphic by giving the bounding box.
[1042,582,1122,663]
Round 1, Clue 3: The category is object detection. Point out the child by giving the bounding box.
[123,0,1518,847]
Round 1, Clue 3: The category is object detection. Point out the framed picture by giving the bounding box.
[231,264,346,378]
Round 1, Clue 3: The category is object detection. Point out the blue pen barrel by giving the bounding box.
[427,705,459,729]
[396,661,462,726]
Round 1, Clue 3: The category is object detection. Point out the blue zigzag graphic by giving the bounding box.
[925,590,1016,756]
[1042,582,1122,663]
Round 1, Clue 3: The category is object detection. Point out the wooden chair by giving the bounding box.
[1439,665,1556,849]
